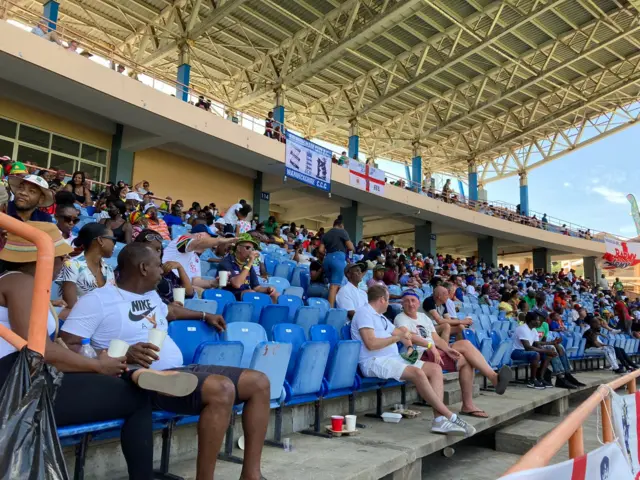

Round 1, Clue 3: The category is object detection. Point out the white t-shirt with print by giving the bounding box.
[162,235,202,281]
[336,282,368,312]
[513,324,538,351]
[61,284,183,370]
[351,304,398,364]
[394,312,435,358]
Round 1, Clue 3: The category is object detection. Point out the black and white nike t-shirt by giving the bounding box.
[62,284,184,370]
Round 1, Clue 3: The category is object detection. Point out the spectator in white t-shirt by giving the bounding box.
[336,263,368,319]
[395,291,511,419]
[61,243,271,480]
[222,199,246,234]
[350,285,475,437]
[510,312,555,390]
[162,224,236,292]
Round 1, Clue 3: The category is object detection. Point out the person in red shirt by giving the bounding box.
[614,294,632,334]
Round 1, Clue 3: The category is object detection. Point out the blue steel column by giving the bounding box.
[519,171,529,216]
[412,142,422,192]
[468,159,478,203]
[273,88,285,131]
[176,44,191,102]
[43,0,59,30]
[348,119,359,160]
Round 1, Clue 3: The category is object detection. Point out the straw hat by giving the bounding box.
[7,175,54,208]
[0,221,72,263]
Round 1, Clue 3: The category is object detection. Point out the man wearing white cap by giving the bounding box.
[7,174,54,222]
[125,191,142,214]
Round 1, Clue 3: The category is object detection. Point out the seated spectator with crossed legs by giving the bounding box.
[351,285,476,437]
[61,243,271,480]
[395,290,512,419]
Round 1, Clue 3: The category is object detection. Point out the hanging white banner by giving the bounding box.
[500,441,632,480]
[612,390,640,476]
[603,237,640,270]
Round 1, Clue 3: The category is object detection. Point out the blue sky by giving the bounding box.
[370,125,640,238]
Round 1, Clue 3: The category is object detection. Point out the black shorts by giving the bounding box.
[150,364,245,415]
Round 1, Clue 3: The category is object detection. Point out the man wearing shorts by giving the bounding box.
[395,291,511,419]
[319,217,354,307]
[511,311,555,390]
[423,285,472,340]
[350,285,476,437]
[61,243,269,480]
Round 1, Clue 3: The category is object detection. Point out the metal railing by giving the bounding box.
[502,369,639,476]
[0,1,618,242]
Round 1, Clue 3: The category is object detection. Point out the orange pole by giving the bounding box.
[568,426,584,459]
[0,214,54,356]
[629,377,637,394]
[601,397,613,443]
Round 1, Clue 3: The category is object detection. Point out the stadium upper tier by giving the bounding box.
[0,19,609,260]
[3,0,640,184]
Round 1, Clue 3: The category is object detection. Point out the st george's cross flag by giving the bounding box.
[499,441,633,480]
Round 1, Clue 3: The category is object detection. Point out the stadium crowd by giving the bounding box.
[0,155,636,478]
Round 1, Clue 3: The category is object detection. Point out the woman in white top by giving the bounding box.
[0,221,193,479]
[59,222,116,310]
[395,290,512,419]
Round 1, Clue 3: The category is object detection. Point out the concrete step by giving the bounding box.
[443,381,480,405]
[495,417,558,455]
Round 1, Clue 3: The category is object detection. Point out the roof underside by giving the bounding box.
[7,0,640,183]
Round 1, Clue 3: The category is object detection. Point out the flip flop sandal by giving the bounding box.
[495,365,513,395]
[136,370,199,397]
[459,410,489,418]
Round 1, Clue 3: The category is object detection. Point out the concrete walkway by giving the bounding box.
[165,370,620,480]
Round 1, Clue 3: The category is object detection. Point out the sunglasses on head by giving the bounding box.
[57,215,80,224]
[143,233,163,242]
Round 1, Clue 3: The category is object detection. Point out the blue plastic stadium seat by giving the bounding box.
[194,341,244,367]
[479,338,493,364]
[184,298,218,315]
[490,341,512,369]
[258,305,289,341]
[462,329,478,349]
[294,306,321,339]
[322,340,360,399]
[168,320,219,364]
[267,276,290,293]
[277,294,303,321]
[223,322,268,368]
[263,256,278,276]
[480,305,490,315]
[248,341,292,408]
[273,263,292,281]
[324,308,348,333]
[223,302,254,324]
[285,340,330,405]
[283,286,304,298]
[306,297,330,319]
[272,324,306,379]
[242,291,272,323]
[202,289,236,314]
[310,324,339,349]
[290,267,307,287]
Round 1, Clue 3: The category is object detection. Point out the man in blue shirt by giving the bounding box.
[162,203,184,229]
[217,233,278,301]
[7,175,54,222]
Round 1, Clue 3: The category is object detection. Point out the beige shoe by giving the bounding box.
[133,370,198,397]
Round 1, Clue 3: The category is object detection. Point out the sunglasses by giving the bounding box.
[143,233,163,242]
[100,235,117,242]
[57,215,80,224]
[238,245,254,251]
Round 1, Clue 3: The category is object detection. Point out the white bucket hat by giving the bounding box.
[8,174,54,208]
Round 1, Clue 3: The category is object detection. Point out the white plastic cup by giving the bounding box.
[107,339,129,358]
[283,438,292,452]
[148,329,167,349]
[345,415,357,432]
[218,271,229,287]
[173,287,186,304]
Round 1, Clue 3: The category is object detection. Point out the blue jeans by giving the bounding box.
[323,251,346,286]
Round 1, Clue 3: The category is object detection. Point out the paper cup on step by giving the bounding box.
[345,415,357,432]
[107,339,130,358]
[173,287,186,304]
[218,271,229,287]
[148,329,167,349]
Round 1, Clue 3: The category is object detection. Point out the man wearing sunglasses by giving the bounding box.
[55,204,80,245]
[218,233,279,302]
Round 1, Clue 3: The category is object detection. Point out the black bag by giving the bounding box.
[0,347,68,479]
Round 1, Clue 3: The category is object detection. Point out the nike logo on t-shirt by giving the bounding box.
[128,299,156,322]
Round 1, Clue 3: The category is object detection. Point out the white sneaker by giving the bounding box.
[431,414,476,437]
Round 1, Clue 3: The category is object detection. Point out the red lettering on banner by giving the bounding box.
[570,454,587,480]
